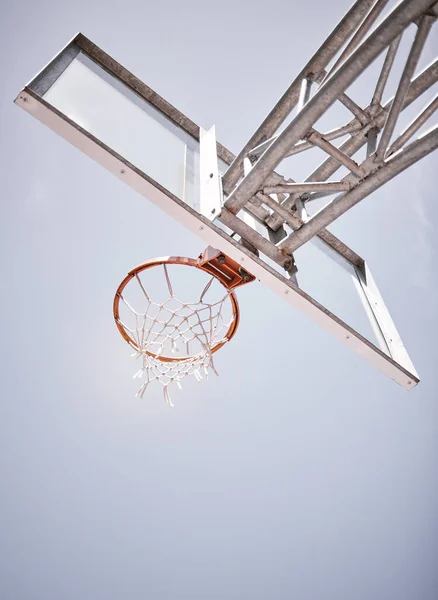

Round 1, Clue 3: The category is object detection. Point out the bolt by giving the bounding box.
[346,335,350,339]
[284,290,289,295]
[120,169,125,174]
[217,254,226,264]
[239,267,251,282]
[199,226,204,231]
[209,173,214,178]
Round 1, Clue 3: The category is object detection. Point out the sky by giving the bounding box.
[1,1,438,599]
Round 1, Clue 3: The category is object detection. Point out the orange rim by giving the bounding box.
[113,256,240,363]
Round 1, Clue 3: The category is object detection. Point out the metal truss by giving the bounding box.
[219,0,438,269]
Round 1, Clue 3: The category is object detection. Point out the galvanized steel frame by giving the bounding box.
[222,0,438,240]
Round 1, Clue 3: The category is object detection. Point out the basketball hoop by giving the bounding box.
[113,247,255,405]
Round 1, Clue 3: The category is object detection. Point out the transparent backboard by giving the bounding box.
[15,33,419,389]
[43,53,200,208]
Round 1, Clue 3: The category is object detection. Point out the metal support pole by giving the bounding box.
[263,181,351,194]
[266,59,438,230]
[285,121,363,157]
[218,208,290,266]
[376,14,434,159]
[261,193,302,228]
[279,127,438,253]
[224,0,434,214]
[260,193,364,267]
[258,189,347,262]
[387,94,438,156]
[371,34,402,106]
[307,131,364,177]
[244,200,271,223]
[328,0,391,77]
[339,93,369,124]
[222,0,378,193]
[304,60,438,186]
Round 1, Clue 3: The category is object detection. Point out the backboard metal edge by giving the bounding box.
[14,88,419,390]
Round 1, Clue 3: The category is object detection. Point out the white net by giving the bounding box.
[116,263,236,406]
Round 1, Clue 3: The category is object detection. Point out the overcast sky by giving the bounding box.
[1,1,438,599]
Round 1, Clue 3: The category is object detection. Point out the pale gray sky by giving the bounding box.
[1,1,438,599]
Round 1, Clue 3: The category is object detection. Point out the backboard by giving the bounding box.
[15,20,436,390]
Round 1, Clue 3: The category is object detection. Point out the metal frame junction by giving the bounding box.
[221,0,438,264]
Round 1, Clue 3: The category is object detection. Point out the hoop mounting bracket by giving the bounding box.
[198,246,256,290]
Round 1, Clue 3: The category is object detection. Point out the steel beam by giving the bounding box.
[256,120,363,159]
[328,0,391,76]
[222,0,377,193]
[307,131,365,176]
[218,208,290,266]
[267,58,438,230]
[339,93,369,124]
[387,94,438,155]
[260,196,364,267]
[225,0,435,214]
[371,34,402,106]
[257,193,364,267]
[285,121,363,157]
[263,181,351,195]
[317,230,364,268]
[376,14,434,159]
[279,127,438,253]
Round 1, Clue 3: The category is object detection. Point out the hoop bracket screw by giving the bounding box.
[239,267,251,282]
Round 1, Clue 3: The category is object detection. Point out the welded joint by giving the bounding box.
[367,103,384,118]
[416,6,438,22]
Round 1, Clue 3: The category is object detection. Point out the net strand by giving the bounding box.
[117,266,235,404]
